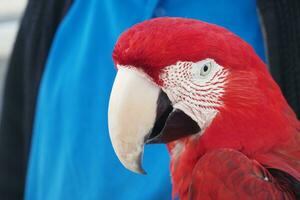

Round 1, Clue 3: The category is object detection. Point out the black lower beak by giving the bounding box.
[145,90,201,144]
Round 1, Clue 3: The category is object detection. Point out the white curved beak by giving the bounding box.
[108,67,160,174]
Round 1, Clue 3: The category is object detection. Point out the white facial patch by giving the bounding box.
[160,58,229,133]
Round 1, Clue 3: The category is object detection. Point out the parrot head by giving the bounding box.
[108,17,298,190]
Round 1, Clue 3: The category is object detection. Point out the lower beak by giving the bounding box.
[108,67,200,174]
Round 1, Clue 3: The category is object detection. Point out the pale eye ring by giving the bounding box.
[200,63,212,77]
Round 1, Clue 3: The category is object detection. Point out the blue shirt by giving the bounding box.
[25,0,265,199]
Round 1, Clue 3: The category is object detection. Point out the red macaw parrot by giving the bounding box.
[108,17,300,200]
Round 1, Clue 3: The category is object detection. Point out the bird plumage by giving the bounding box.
[111,17,300,199]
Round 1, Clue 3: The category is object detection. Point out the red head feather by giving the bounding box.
[113,17,265,84]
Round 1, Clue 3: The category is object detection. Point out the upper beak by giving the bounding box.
[108,67,200,174]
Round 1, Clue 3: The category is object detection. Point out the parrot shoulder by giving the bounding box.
[188,148,296,200]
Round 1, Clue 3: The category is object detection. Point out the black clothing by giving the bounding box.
[0,0,73,199]
[257,0,300,119]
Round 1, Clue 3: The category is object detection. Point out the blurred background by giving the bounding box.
[0,0,299,200]
[0,0,27,106]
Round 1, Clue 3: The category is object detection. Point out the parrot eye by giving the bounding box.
[199,62,212,77]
